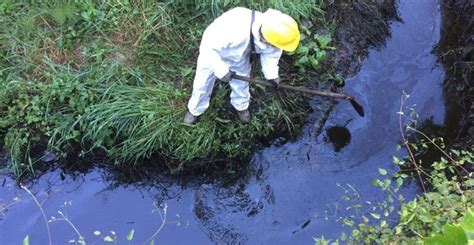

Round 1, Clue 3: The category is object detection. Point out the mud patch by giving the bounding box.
[327,0,400,77]
[326,126,351,152]
[436,0,473,149]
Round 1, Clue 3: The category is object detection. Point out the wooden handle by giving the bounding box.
[232,74,353,100]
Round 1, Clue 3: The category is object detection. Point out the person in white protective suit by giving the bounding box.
[184,7,300,124]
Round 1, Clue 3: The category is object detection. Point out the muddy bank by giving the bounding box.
[0,1,402,180]
[0,0,403,206]
[407,0,473,176]
[305,0,400,137]
[327,0,400,77]
[436,0,473,149]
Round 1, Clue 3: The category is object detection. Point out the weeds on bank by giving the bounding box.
[0,0,329,174]
[319,147,473,244]
[291,26,336,73]
[315,93,473,244]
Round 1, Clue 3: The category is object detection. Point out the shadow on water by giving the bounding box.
[435,0,473,149]
[1,0,467,244]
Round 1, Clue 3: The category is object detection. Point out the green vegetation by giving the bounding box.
[0,1,331,175]
[316,147,473,244]
[292,28,335,73]
[315,104,473,244]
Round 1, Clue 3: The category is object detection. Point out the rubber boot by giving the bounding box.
[237,109,251,123]
[183,111,198,125]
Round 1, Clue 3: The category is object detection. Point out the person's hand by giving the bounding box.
[220,71,235,82]
[267,78,280,89]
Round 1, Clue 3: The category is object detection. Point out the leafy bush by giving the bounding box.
[291,26,336,73]
[315,94,473,244]
[315,146,473,244]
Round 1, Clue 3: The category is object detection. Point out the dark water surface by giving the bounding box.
[1,1,446,244]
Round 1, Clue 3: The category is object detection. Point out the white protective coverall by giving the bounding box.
[187,7,283,116]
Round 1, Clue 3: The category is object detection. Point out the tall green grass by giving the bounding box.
[185,0,324,19]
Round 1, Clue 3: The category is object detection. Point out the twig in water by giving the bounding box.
[407,126,469,173]
[51,209,85,244]
[0,197,21,215]
[398,93,426,192]
[143,203,168,245]
[21,184,53,245]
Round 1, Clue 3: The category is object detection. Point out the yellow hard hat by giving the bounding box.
[261,9,300,52]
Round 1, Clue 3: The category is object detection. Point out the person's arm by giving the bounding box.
[260,49,283,80]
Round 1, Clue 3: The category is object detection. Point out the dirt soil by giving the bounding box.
[436,0,473,149]
[327,0,400,78]
[308,0,399,135]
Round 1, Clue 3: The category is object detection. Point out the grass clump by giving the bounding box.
[0,0,325,174]
[188,0,324,20]
[70,81,306,164]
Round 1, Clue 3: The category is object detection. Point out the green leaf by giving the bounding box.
[395,226,403,235]
[315,34,332,49]
[424,224,468,245]
[393,156,400,164]
[298,56,309,65]
[316,50,326,62]
[378,168,387,176]
[127,229,135,241]
[150,240,155,245]
[396,178,403,188]
[341,232,347,241]
[460,208,474,233]
[424,235,446,245]
[343,219,354,227]
[23,235,29,245]
[443,224,468,244]
[308,55,319,67]
[362,216,369,223]
[451,149,460,156]
[382,179,391,189]
[104,236,114,242]
[297,46,309,54]
[370,213,380,219]
[464,179,474,187]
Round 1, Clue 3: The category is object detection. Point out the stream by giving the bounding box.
[0,0,448,244]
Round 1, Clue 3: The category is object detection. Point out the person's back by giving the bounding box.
[200,7,253,63]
